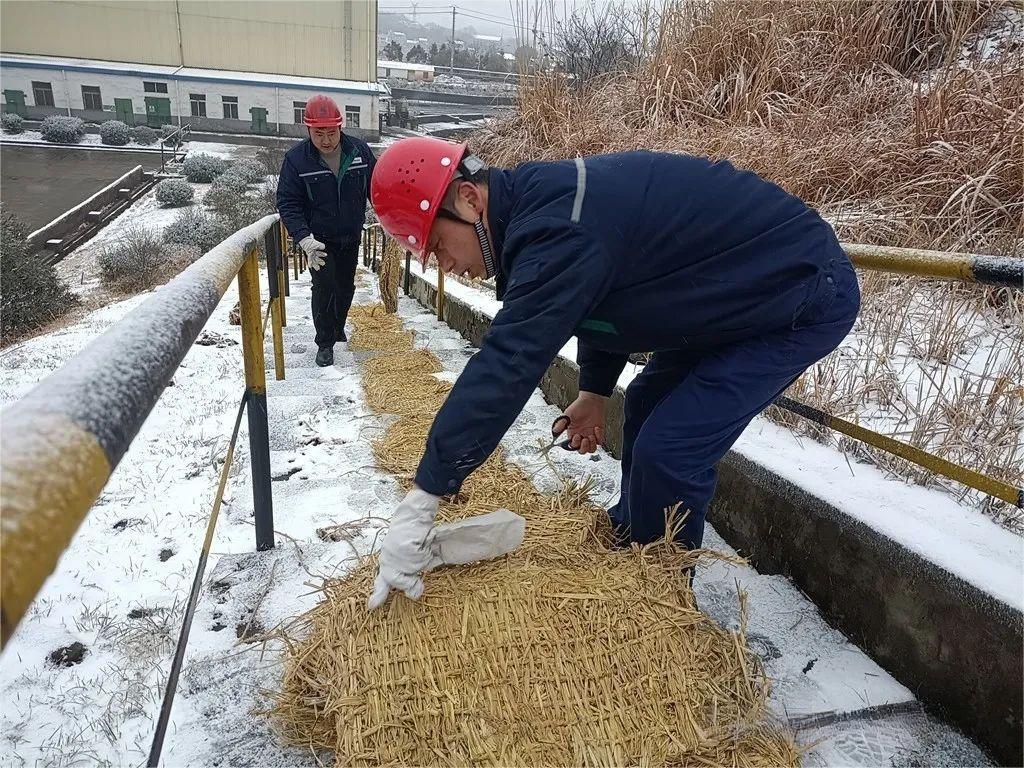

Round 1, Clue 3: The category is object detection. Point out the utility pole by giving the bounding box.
[450,6,456,74]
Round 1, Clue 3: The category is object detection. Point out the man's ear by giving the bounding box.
[458,181,484,215]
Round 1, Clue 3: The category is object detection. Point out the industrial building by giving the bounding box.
[377,60,435,82]
[0,1,385,139]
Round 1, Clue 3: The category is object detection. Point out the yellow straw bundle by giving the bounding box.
[270,303,798,767]
[377,239,403,314]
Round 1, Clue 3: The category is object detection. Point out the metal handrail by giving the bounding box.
[158,124,192,173]
[843,243,1022,287]
[0,214,292,645]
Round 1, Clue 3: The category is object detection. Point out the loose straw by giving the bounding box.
[268,303,799,767]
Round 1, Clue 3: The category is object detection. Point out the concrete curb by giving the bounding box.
[400,267,1023,765]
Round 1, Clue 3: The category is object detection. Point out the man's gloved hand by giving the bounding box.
[298,235,326,271]
[368,487,439,609]
[367,489,527,611]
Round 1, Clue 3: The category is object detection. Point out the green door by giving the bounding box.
[115,98,134,125]
[249,106,268,134]
[145,97,171,127]
[3,90,27,117]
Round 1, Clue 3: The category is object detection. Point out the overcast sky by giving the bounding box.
[378,1,647,38]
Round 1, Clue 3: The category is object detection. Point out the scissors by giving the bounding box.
[538,415,576,457]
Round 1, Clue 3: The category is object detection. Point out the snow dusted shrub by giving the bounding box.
[202,182,238,215]
[225,158,268,184]
[40,115,85,143]
[163,207,229,254]
[97,227,169,290]
[163,242,202,273]
[99,120,131,146]
[131,125,158,145]
[202,167,251,215]
[208,178,277,235]
[182,152,228,183]
[0,207,79,343]
[255,144,285,174]
[1,113,24,134]
[154,178,195,207]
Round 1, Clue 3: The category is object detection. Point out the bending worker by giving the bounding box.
[367,137,860,608]
[277,94,376,367]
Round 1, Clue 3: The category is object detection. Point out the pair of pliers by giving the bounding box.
[538,415,575,457]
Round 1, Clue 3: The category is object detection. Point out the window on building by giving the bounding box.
[81,85,102,111]
[143,81,169,94]
[190,93,206,118]
[32,81,54,107]
[222,95,238,120]
[345,105,361,128]
[293,101,306,124]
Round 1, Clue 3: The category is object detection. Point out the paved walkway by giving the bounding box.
[0,145,160,230]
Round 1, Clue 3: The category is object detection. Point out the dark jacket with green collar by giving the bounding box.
[277,134,376,246]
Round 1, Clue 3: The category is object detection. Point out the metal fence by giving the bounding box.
[0,214,292,646]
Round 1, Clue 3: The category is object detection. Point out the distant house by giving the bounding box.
[377,60,435,83]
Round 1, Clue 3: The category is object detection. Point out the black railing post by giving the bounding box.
[404,250,411,295]
[237,246,274,551]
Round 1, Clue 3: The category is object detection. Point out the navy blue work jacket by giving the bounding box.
[277,134,376,245]
[412,151,848,496]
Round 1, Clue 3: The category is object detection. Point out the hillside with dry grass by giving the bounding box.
[471,0,1024,529]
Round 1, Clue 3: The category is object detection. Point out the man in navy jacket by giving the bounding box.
[366,137,860,609]
[277,94,376,366]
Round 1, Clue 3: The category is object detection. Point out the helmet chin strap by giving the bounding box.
[473,216,496,279]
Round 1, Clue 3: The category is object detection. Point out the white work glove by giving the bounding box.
[368,488,438,608]
[298,235,326,271]
[367,490,527,610]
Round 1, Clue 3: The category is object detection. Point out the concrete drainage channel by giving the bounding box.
[398,266,1022,766]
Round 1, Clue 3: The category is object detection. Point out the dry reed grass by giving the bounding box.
[474,0,1023,527]
[269,303,798,766]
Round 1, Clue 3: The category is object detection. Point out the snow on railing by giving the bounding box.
[0,213,290,647]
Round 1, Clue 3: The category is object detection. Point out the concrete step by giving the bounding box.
[265,373,360,399]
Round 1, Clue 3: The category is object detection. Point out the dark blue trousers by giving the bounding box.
[607,258,861,548]
[311,241,359,347]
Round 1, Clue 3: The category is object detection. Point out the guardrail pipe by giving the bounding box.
[844,243,1023,287]
[0,214,281,646]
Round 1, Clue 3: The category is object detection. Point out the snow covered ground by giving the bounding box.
[0,265,993,766]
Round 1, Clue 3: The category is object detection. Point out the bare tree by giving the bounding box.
[556,1,656,85]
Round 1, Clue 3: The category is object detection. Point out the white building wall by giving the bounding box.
[0,64,380,138]
[1,1,378,82]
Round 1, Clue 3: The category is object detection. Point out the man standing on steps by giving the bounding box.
[277,94,376,367]
[365,136,861,609]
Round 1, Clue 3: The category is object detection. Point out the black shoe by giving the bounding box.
[315,345,334,367]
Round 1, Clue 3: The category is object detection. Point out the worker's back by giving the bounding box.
[487,151,843,352]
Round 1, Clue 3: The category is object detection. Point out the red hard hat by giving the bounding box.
[304,94,343,128]
[371,137,468,264]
